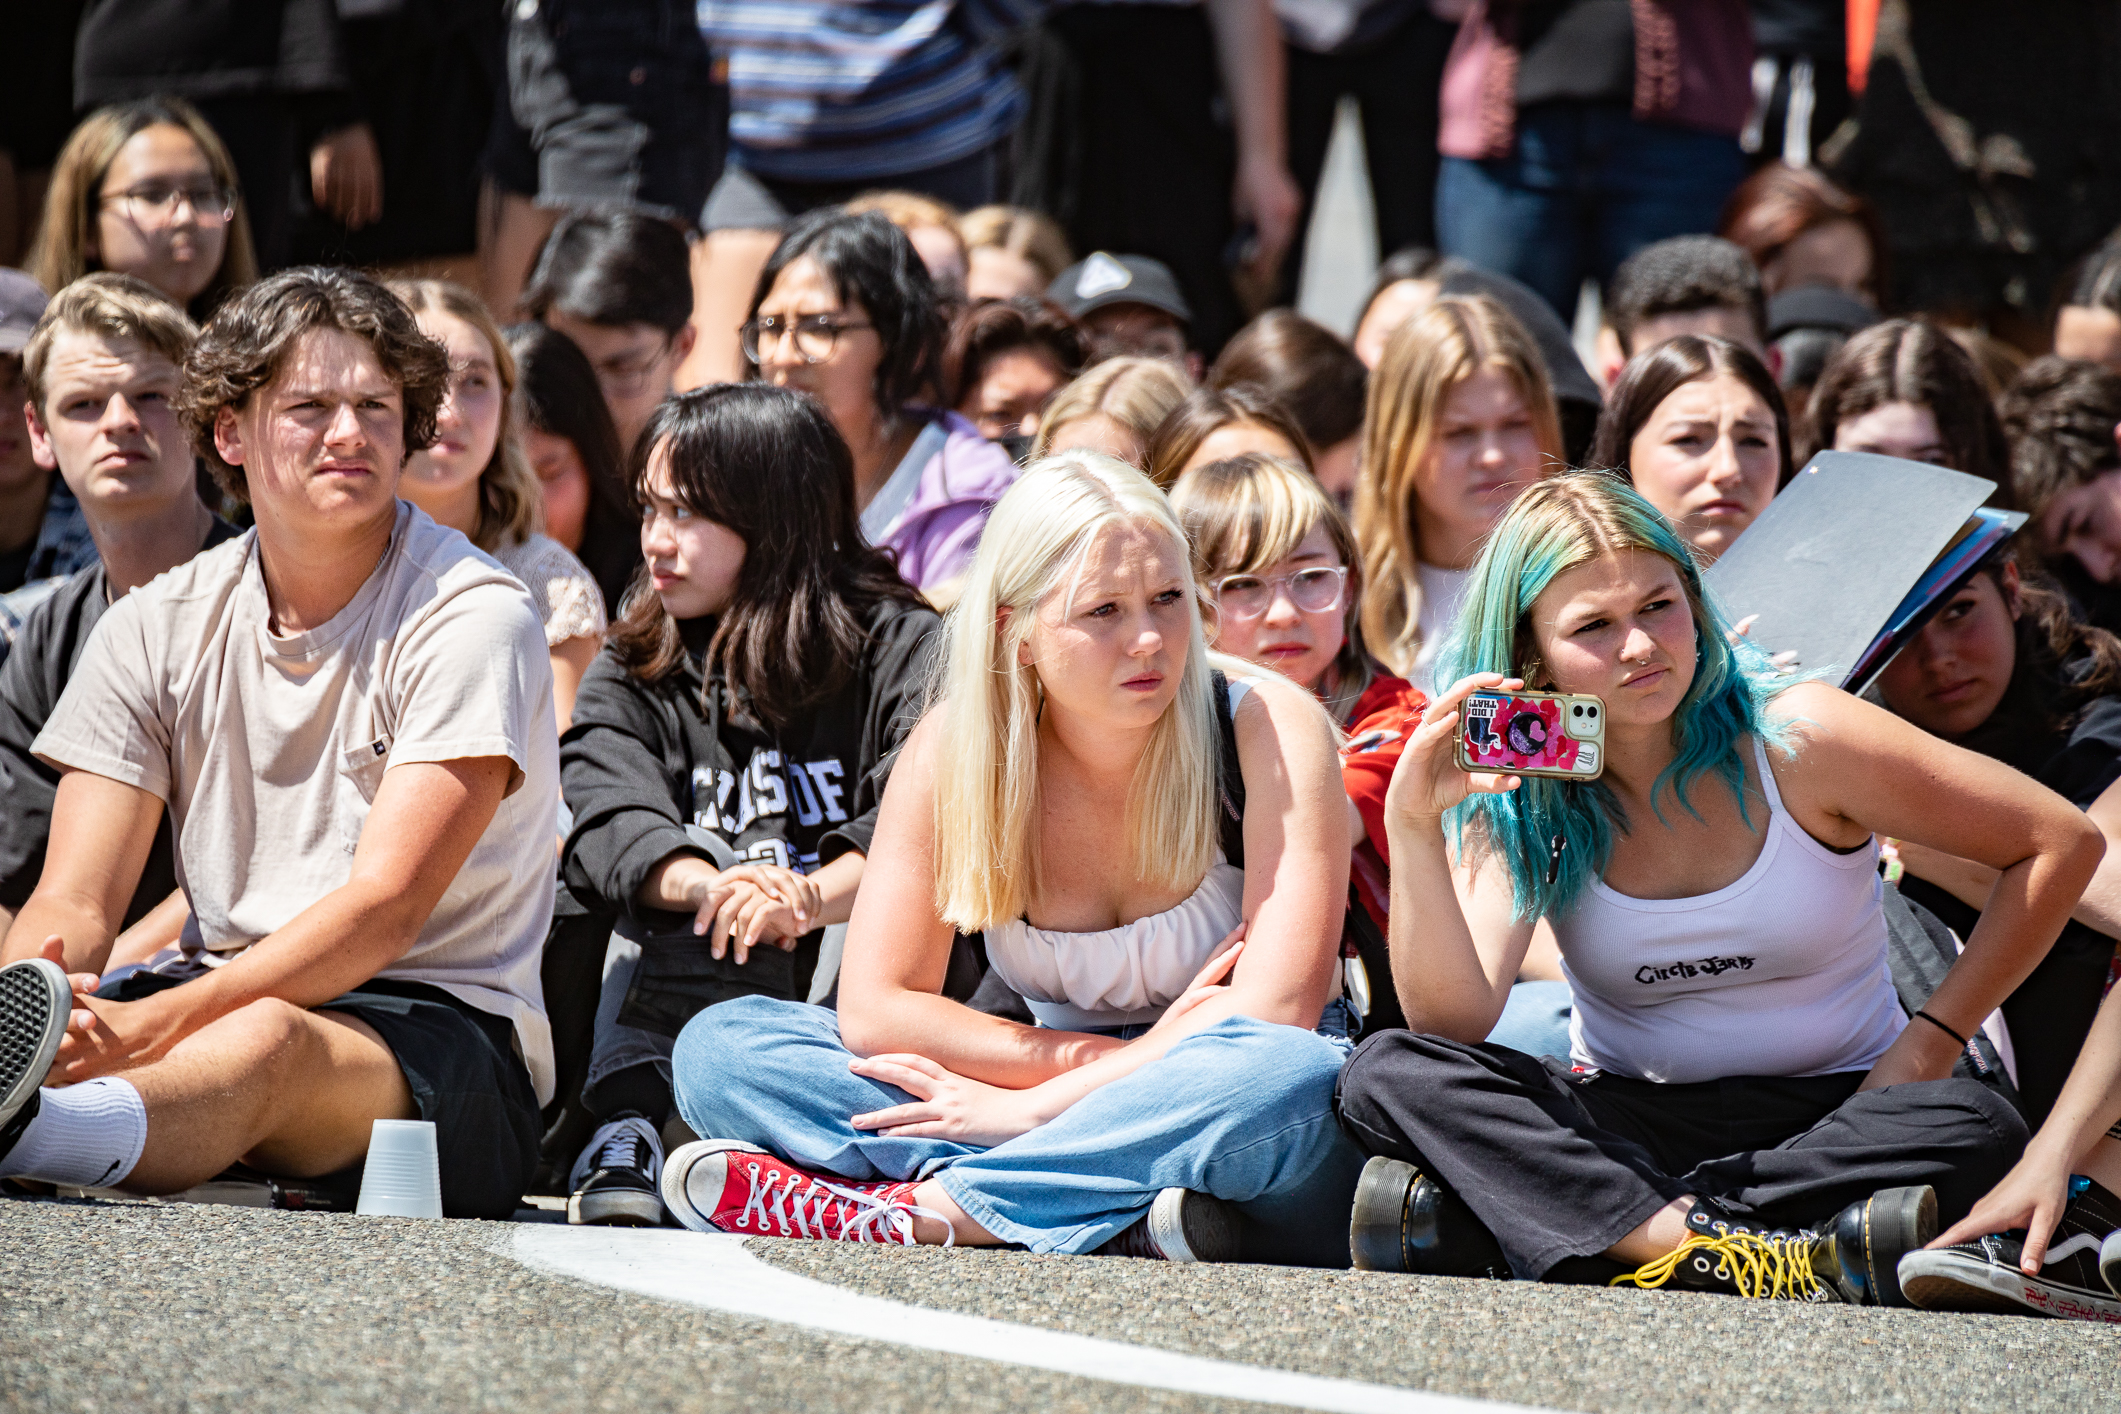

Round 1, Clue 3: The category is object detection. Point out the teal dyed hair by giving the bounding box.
[1439,472,1794,919]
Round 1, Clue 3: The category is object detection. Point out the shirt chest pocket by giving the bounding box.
[337,738,392,853]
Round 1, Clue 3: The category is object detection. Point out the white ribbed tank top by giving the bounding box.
[1554,737,1906,1083]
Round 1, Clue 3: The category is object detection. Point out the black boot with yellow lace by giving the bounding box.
[1611,1186,1937,1306]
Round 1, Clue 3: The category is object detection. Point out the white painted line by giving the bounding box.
[506,1226,1566,1414]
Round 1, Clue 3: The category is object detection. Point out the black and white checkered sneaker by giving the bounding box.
[0,958,70,1164]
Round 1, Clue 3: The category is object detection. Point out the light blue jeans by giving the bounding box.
[671,994,1367,1262]
[1485,980,1575,1062]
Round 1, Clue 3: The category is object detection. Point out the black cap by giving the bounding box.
[1766,285,1880,340]
[1047,252,1191,324]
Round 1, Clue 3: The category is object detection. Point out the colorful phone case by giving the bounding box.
[1455,690,1606,780]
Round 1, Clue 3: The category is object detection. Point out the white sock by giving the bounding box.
[2,1078,149,1188]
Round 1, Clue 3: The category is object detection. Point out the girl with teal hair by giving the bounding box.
[1335,471,2102,1310]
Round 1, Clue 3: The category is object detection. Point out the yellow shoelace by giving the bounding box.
[1611,1231,1830,1300]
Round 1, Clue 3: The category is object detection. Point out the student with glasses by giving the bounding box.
[522,211,698,461]
[743,210,1019,598]
[28,98,259,322]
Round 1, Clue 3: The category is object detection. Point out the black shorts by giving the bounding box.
[101,971,541,1220]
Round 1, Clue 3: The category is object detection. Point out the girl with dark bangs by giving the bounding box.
[553,384,940,1228]
[1335,473,2098,1312]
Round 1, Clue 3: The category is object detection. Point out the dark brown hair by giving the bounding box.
[1717,161,1887,305]
[943,295,1087,410]
[178,266,449,505]
[1591,335,1793,488]
[609,383,929,731]
[2000,355,2121,527]
[1209,309,1367,452]
[1144,383,1312,489]
[1805,317,2011,503]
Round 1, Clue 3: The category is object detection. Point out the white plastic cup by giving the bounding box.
[355,1118,443,1219]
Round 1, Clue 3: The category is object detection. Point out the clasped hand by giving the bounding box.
[687,863,821,964]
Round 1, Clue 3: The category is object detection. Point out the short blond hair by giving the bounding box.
[1355,295,1562,675]
[928,451,1220,930]
[387,278,542,552]
[23,272,197,415]
[1031,355,1194,466]
[958,204,1073,286]
[845,190,961,233]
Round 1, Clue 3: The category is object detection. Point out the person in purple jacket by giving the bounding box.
[742,210,1019,596]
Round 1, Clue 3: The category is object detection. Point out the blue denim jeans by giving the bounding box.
[671,994,1367,1261]
[1436,102,1747,320]
[1484,979,1575,1062]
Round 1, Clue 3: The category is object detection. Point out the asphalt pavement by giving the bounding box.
[4,1196,2117,1414]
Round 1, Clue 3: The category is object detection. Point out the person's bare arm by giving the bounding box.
[835,714,1124,1087]
[2,769,166,971]
[1202,0,1301,273]
[1381,675,1539,1039]
[47,757,513,1082]
[1771,682,2104,1090]
[107,889,190,969]
[549,635,600,737]
[1891,773,2121,939]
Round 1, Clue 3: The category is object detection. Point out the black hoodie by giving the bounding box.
[558,597,940,1033]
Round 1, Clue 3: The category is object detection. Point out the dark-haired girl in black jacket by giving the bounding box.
[554,383,939,1226]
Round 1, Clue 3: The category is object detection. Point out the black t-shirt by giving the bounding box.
[1900,685,2121,1123]
[1751,0,1844,56]
[1516,0,1634,110]
[0,518,241,925]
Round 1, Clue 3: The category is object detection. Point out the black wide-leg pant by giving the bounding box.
[1334,1031,2029,1281]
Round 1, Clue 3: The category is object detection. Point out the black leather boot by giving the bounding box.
[1348,1155,1511,1278]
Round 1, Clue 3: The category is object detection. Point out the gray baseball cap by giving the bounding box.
[0,268,49,354]
[1048,251,1191,325]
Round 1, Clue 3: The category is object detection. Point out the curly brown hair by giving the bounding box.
[178,265,450,505]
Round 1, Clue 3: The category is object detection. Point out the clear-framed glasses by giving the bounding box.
[99,181,236,228]
[740,312,874,365]
[1213,565,1348,620]
[593,336,677,399]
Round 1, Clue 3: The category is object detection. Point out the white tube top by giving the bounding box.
[984,861,1246,1031]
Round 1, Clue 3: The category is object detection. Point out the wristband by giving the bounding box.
[1912,1009,1969,1048]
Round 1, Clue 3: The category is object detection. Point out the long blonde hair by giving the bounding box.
[31,99,261,320]
[1354,294,1562,675]
[1031,355,1193,465]
[929,451,1220,930]
[388,279,542,552]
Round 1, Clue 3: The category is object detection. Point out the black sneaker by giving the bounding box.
[1899,1178,2121,1323]
[1347,1155,1511,1278]
[1613,1187,1935,1305]
[567,1113,666,1227]
[1094,1188,1240,1263]
[0,959,69,1169]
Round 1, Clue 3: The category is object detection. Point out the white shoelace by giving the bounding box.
[569,1115,664,1192]
[735,1161,956,1246]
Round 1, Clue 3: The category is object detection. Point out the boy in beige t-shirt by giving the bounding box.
[0,268,557,1218]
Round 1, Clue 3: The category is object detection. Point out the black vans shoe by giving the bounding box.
[1900,1178,2121,1323]
[567,1113,667,1227]
[1348,1155,1511,1278]
[0,959,69,1167]
[1094,1188,1240,1263]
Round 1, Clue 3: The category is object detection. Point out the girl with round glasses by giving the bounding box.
[742,209,1018,597]
[30,97,257,320]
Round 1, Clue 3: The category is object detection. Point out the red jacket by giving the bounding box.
[1340,672,1428,935]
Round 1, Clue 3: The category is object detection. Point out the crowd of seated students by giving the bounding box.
[11,145,2121,1328]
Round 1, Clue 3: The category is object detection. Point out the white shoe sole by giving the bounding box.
[0,959,70,1128]
[2103,1229,2121,1299]
[1898,1249,2121,1323]
[1146,1187,1239,1264]
[568,1184,667,1227]
[659,1139,767,1233]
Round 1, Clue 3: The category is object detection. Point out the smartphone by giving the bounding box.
[1456,689,1606,780]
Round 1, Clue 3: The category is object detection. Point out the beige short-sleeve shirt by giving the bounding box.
[35,502,559,1102]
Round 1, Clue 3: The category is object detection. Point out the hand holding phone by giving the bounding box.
[1455,689,1606,780]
